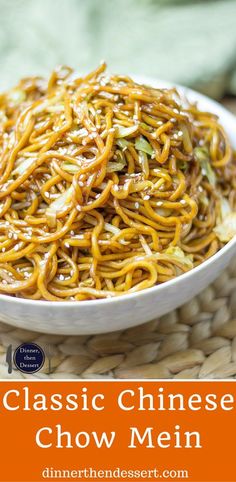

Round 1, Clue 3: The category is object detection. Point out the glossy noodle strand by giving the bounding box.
[0,63,236,301]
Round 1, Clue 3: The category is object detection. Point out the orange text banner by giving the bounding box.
[0,381,235,482]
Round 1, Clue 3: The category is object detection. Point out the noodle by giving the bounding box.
[0,63,236,301]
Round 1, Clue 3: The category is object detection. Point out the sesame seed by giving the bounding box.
[173,108,179,114]
[13,233,18,240]
[178,131,183,137]
[108,128,115,133]
[180,199,187,205]
[70,230,75,235]
[2,280,7,285]
[8,232,13,239]
[76,205,82,211]
[113,185,119,191]
[97,109,102,114]
[14,244,20,251]
[143,195,150,200]
[135,202,140,209]
[156,201,163,206]
[79,128,88,137]
[2,247,6,253]
[44,192,50,198]
[59,274,64,281]
[65,242,70,248]
[170,117,177,123]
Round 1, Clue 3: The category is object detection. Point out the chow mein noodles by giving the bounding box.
[0,63,236,301]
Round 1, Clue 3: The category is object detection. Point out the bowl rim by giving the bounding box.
[1,77,236,308]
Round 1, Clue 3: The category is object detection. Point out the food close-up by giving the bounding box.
[1,63,236,303]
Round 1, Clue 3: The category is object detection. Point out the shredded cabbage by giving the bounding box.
[13,157,36,176]
[219,197,231,218]
[116,139,130,149]
[46,186,74,216]
[165,246,194,268]
[107,160,126,172]
[214,212,236,242]
[135,136,154,156]
[61,162,80,173]
[107,151,126,172]
[138,151,149,179]
[194,147,216,186]
[115,125,138,138]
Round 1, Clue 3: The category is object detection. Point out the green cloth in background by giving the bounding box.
[0,0,236,98]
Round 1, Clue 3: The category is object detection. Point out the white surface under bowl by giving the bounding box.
[0,78,236,335]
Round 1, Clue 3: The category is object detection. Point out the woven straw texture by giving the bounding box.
[1,257,236,380]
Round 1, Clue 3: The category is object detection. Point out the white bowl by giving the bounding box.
[1,78,236,335]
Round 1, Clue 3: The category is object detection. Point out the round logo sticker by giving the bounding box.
[14,343,45,374]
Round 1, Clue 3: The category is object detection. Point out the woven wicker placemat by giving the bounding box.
[1,258,236,380]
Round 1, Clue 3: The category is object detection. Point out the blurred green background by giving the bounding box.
[0,0,236,99]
